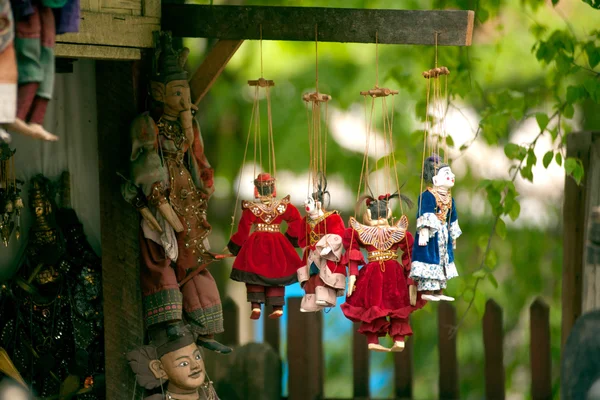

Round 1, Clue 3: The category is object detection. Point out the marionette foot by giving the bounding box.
[391,341,405,352]
[367,343,391,352]
[435,294,455,302]
[250,307,261,320]
[3,120,59,141]
[421,294,440,301]
[196,336,233,354]
[268,309,283,319]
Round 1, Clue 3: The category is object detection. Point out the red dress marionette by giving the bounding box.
[228,173,302,320]
[341,193,426,352]
[296,175,346,312]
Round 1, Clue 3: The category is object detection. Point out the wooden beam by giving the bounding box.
[56,43,142,60]
[189,39,244,105]
[162,5,474,46]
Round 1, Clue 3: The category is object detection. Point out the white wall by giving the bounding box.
[0,59,101,281]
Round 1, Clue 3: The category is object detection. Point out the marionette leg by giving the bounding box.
[246,284,265,320]
[181,270,230,354]
[389,317,413,352]
[265,286,285,319]
[434,281,455,302]
[417,278,441,302]
[139,232,183,327]
[300,274,323,312]
[358,317,390,352]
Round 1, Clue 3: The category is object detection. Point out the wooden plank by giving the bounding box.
[98,7,134,15]
[483,299,505,400]
[438,303,459,400]
[56,11,159,49]
[96,59,147,400]
[583,134,600,313]
[263,311,280,354]
[143,0,161,17]
[530,298,551,400]
[218,297,239,347]
[394,329,413,400]
[88,0,101,11]
[56,43,142,60]
[102,0,142,13]
[287,297,323,400]
[562,132,593,347]
[162,5,474,46]
[189,39,244,105]
[352,323,369,399]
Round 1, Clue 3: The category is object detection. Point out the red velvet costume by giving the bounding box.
[341,216,425,344]
[229,195,302,314]
[297,211,346,311]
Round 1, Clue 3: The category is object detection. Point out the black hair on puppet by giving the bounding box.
[423,155,449,184]
[311,172,331,209]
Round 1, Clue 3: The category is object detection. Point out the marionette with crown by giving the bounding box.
[341,192,426,352]
[410,155,462,302]
[227,173,302,320]
[296,174,346,312]
[121,32,229,354]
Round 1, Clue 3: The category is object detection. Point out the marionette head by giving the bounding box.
[254,173,276,198]
[305,173,330,217]
[423,155,455,189]
[358,187,413,226]
[127,323,210,397]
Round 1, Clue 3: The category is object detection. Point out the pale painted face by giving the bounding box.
[153,343,206,391]
[304,196,317,214]
[432,166,455,189]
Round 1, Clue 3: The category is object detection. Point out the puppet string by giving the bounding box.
[260,25,263,78]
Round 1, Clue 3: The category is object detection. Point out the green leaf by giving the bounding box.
[565,157,577,174]
[474,290,487,317]
[566,85,588,104]
[526,148,537,167]
[543,151,554,168]
[583,78,600,102]
[446,135,455,148]
[495,218,507,240]
[535,113,549,131]
[573,159,585,184]
[582,0,600,10]
[509,201,521,221]
[477,235,489,251]
[485,249,499,269]
[463,288,474,303]
[487,273,499,288]
[563,103,575,119]
[504,143,522,159]
[555,152,563,166]
[520,165,534,182]
[473,269,487,278]
[585,41,600,68]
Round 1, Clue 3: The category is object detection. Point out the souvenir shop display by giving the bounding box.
[409,63,462,302]
[127,322,219,400]
[0,173,105,398]
[227,35,302,320]
[0,143,23,246]
[341,34,425,352]
[121,32,230,354]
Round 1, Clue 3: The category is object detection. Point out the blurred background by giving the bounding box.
[182,1,600,399]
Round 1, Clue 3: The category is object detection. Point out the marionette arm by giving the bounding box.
[190,118,215,197]
[416,192,441,247]
[399,232,417,306]
[283,203,303,240]
[449,198,462,250]
[228,208,253,255]
[342,226,364,297]
[317,214,346,259]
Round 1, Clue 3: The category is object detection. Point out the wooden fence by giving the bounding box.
[207,296,553,400]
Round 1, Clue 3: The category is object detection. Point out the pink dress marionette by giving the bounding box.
[341,193,426,352]
[296,175,346,312]
[228,173,303,320]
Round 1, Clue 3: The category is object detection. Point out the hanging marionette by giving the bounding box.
[296,173,346,312]
[127,322,219,400]
[409,59,461,302]
[228,173,302,320]
[341,32,426,352]
[120,32,230,354]
[409,156,461,301]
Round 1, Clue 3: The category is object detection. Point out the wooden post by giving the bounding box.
[287,297,323,400]
[483,299,505,400]
[530,298,552,400]
[438,303,459,400]
[96,60,146,399]
[394,332,413,400]
[218,297,239,347]
[264,313,280,354]
[563,132,600,347]
[582,134,600,313]
[352,323,369,399]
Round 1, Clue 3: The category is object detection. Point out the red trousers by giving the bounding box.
[359,316,413,343]
[246,284,285,306]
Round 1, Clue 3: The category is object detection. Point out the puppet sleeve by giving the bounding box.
[297,216,308,249]
[127,113,168,205]
[342,227,364,276]
[190,118,214,193]
[449,198,462,241]
[416,191,441,234]
[283,203,302,239]
[230,207,253,248]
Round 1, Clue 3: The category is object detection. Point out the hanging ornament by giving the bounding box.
[296,26,346,313]
[227,28,303,320]
[0,143,21,246]
[409,34,462,302]
[340,32,426,352]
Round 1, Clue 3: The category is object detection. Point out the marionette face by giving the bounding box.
[151,79,192,118]
[149,343,206,391]
[304,196,322,216]
[432,166,455,189]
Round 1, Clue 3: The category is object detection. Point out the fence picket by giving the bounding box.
[438,302,459,400]
[483,299,505,400]
[394,329,413,400]
[530,298,552,400]
[352,322,370,399]
[264,310,281,354]
[219,296,239,346]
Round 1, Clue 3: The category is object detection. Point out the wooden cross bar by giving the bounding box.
[360,87,399,98]
[247,78,275,87]
[302,92,332,103]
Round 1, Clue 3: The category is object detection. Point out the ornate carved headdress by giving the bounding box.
[152,31,189,84]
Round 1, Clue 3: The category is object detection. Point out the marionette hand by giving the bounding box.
[418,228,430,246]
[347,275,357,297]
[409,285,417,306]
[453,240,457,250]
[320,247,332,256]
[158,203,184,232]
[139,207,163,232]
